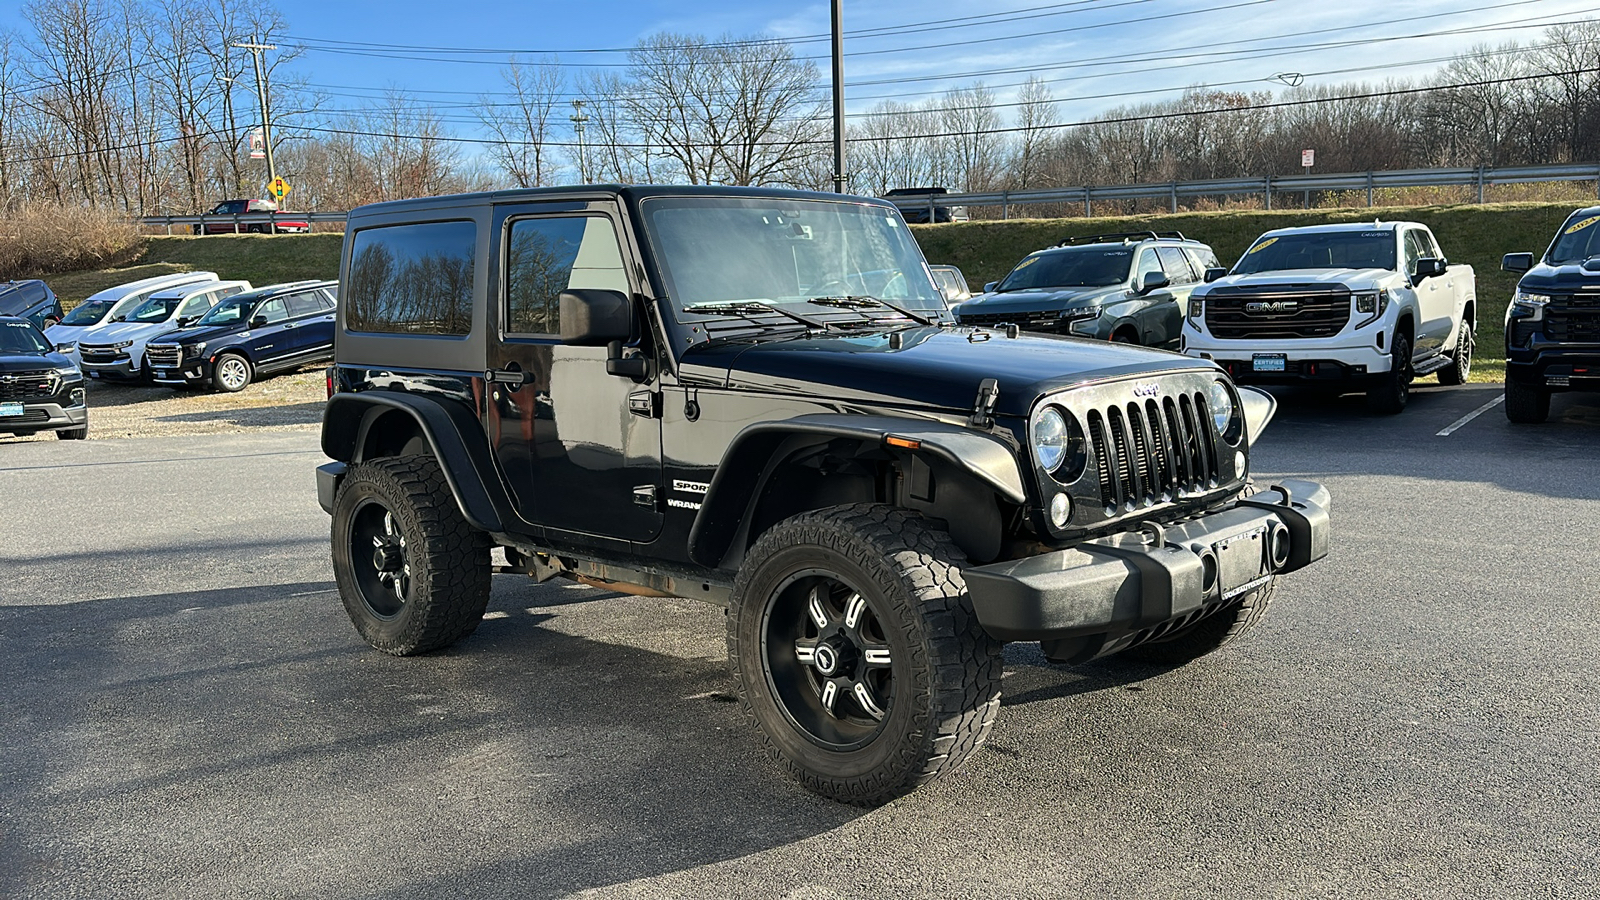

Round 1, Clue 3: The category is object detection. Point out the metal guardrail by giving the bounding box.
[885,162,1600,219]
[139,211,349,234]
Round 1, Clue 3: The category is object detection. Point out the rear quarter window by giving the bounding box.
[346,221,476,335]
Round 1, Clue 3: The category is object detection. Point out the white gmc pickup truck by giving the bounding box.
[1181,221,1477,413]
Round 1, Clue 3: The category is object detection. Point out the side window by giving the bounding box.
[224,200,248,214]
[1156,246,1196,285]
[504,215,628,336]
[1135,249,1164,286]
[346,220,476,335]
[255,297,289,325]
[286,292,323,318]
[218,285,244,299]
[1402,230,1426,276]
[1184,247,1220,273]
[177,293,212,319]
[1419,229,1444,261]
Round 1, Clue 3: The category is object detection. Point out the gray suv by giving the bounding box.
[953,232,1220,348]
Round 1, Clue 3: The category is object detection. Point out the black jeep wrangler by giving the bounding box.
[317,186,1331,804]
[1502,206,1600,423]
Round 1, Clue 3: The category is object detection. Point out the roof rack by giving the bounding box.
[1057,231,1187,247]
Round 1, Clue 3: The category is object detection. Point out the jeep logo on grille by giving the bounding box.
[1244,300,1299,315]
[1132,382,1160,398]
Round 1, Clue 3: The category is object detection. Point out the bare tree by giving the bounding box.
[1009,76,1057,189]
[478,57,564,188]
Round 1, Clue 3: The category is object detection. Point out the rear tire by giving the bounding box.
[1504,378,1550,424]
[332,456,491,655]
[1120,578,1277,666]
[1437,321,1474,385]
[727,503,1002,805]
[1366,333,1412,414]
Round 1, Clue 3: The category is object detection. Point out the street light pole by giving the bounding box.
[233,36,278,192]
[831,0,847,193]
[570,99,590,184]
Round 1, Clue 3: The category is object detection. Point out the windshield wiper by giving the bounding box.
[806,295,938,327]
[685,301,832,330]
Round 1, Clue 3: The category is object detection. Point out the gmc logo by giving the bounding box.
[1244,300,1299,315]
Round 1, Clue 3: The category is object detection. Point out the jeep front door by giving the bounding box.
[485,203,664,543]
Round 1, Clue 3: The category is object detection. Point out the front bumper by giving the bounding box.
[0,399,89,434]
[83,357,138,380]
[149,359,212,387]
[1506,345,1600,393]
[964,479,1330,650]
[1183,320,1394,379]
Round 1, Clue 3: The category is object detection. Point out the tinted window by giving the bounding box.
[1233,231,1396,274]
[346,221,476,335]
[286,292,323,317]
[504,216,628,335]
[127,293,184,323]
[1183,247,1221,273]
[177,292,213,319]
[256,297,289,325]
[996,248,1132,291]
[1156,246,1196,284]
[60,298,117,326]
[1547,212,1600,264]
[1135,249,1164,286]
[1402,230,1427,276]
[0,319,49,353]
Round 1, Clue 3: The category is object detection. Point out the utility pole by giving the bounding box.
[233,36,277,193]
[830,0,847,193]
[570,99,590,184]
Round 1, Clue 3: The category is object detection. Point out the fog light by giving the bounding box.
[1235,450,1246,472]
[1049,492,1072,528]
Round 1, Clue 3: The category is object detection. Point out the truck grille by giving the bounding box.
[1086,392,1219,512]
[0,369,58,401]
[959,310,1062,331]
[145,345,182,367]
[1205,291,1351,339]
[79,344,128,363]
[1544,308,1600,342]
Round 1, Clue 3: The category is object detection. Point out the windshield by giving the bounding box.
[1546,212,1600,265]
[997,248,1133,291]
[1232,231,1396,275]
[640,196,945,322]
[196,293,259,326]
[126,293,186,323]
[0,319,50,354]
[60,298,117,326]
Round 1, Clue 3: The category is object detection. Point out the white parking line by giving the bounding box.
[1436,395,1505,436]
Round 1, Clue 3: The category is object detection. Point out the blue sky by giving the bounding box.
[5,0,1599,131]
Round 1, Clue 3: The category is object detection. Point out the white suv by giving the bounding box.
[78,280,251,381]
[45,271,220,366]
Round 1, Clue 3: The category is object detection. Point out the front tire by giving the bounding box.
[332,456,491,655]
[1366,333,1412,414]
[727,504,1003,806]
[213,352,252,392]
[1437,321,1474,385]
[1505,378,1550,424]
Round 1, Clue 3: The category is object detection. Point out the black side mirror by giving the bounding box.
[250,315,268,329]
[176,316,193,327]
[1501,252,1534,274]
[1140,271,1170,294]
[559,289,634,346]
[1204,266,1227,283]
[983,281,998,293]
[55,343,73,353]
[1414,257,1446,280]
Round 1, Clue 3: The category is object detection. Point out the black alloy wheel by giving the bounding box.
[1367,333,1412,414]
[1438,322,1474,385]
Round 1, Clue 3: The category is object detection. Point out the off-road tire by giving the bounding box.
[1504,378,1550,424]
[1436,321,1474,385]
[213,352,252,393]
[1120,577,1277,666]
[1366,333,1412,414]
[56,424,88,440]
[727,503,1003,806]
[332,456,491,656]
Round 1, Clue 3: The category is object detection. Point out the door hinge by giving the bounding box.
[632,485,658,509]
[628,391,662,418]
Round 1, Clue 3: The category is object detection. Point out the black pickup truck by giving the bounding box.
[1502,205,1600,422]
[315,185,1331,804]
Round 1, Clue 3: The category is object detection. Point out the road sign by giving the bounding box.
[1301,149,1315,168]
[268,177,290,200]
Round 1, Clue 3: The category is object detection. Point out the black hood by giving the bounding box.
[0,349,73,373]
[683,326,1215,418]
[953,285,1122,318]
[149,321,243,345]
[1518,259,1600,291]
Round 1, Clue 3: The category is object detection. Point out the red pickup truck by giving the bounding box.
[194,199,310,235]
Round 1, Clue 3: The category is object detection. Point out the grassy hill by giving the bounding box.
[50,233,343,304]
[912,201,1583,383]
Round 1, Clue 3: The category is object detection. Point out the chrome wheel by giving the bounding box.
[215,355,250,391]
[761,569,895,750]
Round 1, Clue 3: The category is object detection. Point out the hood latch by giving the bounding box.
[968,377,999,429]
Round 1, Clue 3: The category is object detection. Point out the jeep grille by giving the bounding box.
[1085,393,1219,513]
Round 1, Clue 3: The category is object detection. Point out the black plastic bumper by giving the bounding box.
[1506,350,1600,392]
[0,400,89,435]
[317,461,347,514]
[964,479,1330,644]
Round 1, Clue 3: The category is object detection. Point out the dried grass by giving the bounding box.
[0,204,146,280]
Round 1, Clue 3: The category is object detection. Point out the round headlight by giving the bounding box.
[1033,407,1069,472]
[1207,380,1234,435]
[1049,492,1072,528]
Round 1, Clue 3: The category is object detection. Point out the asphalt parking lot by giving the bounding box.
[2,383,1597,899]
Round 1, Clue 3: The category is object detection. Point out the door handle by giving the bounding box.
[485,367,532,386]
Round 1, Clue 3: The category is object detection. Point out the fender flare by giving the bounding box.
[687,413,1027,568]
[321,391,511,533]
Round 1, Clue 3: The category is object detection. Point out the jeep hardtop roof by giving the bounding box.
[348,184,898,219]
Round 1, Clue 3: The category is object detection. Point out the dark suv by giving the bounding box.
[316,186,1330,805]
[0,280,65,329]
[953,232,1220,348]
[1501,206,1600,422]
[147,280,337,391]
[0,316,87,440]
